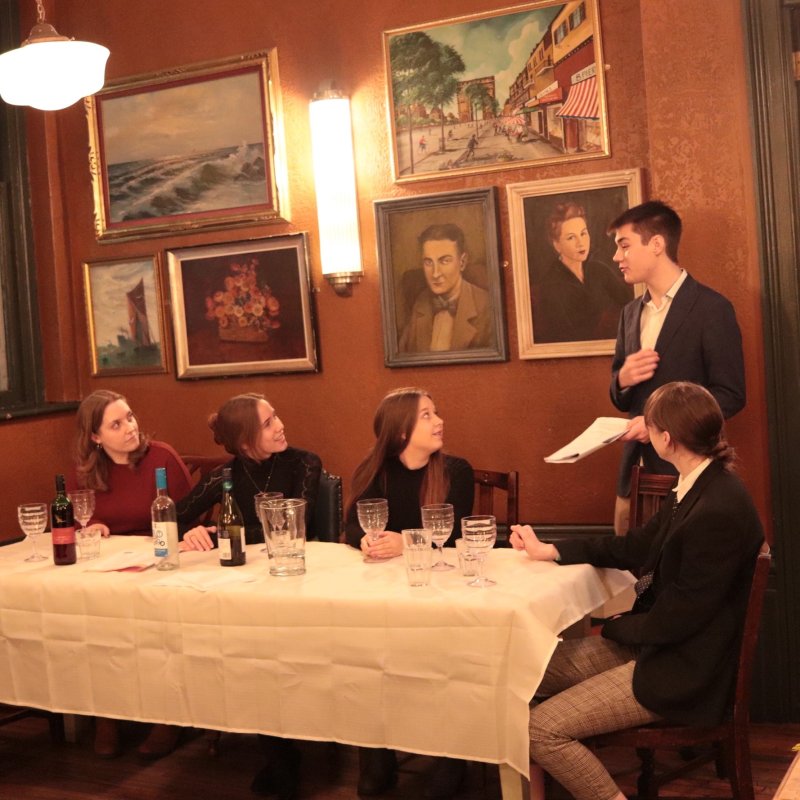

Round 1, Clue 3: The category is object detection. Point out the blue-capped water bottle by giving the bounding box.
[152,467,179,571]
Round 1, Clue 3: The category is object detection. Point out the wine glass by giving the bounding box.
[356,498,389,563]
[461,515,497,587]
[255,492,283,553]
[421,503,454,571]
[69,490,96,536]
[17,503,48,562]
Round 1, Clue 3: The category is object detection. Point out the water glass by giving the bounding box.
[455,538,477,577]
[76,526,102,560]
[17,503,48,562]
[262,497,306,576]
[461,515,497,587]
[255,492,284,553]
[402,528,433,586]
[420,503,454,571]
[357,498,389,563]
[69,489,96,541]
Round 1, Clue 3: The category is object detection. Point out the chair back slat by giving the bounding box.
[629,464,677,530]
[472,470,519,545]
[732,548,771,724]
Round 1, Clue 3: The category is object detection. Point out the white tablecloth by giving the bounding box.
[0,535,633,778]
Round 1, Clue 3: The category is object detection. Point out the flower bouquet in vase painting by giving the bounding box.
[205,259,280,343]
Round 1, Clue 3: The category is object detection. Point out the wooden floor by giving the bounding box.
[0,713,798,799]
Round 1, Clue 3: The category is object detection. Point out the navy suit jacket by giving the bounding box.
[609,274,745,495]
[556,460,764,726]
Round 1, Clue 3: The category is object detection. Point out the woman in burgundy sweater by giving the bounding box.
[69,389,192,760]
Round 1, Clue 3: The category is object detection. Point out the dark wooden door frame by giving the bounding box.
[742,0,800,721]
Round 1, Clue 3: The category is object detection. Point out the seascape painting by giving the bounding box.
[86,51,287,240]
[384,0,608,182]
[106,140,267,223]
[83,256,168,376]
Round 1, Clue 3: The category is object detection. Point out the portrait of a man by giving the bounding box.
[399,223,493,353]
[375,188,507,367]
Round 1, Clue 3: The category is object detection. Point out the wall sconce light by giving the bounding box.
[309,87,363,296]
[0,0,110,111]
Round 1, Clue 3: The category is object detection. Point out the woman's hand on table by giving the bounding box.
[509,525,560,562]
[89,523,110,538]
[180,525,216,552]
[360,530,403,560]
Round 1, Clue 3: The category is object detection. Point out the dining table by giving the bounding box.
[0,534,634,799]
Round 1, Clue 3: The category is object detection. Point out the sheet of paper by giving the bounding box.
[544,417,629,464]
[84,549,158,572]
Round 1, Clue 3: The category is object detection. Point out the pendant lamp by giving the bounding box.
[0,0,109,111]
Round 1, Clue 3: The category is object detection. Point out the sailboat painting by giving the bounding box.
[83,256,168,376]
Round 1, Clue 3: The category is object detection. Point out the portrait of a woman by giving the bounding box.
[531,201,632,344]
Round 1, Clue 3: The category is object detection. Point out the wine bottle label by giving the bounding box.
[219,537,232,561]
[52,526,75,545]
[153,521,177,558]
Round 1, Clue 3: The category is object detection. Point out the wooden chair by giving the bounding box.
[313,469,343,542]
[589,546,772,800]
[629,464,677,530]
[180,453,230,525]
[473,469,519,546]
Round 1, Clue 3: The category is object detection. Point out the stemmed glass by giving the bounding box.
[17,503,49,562]
[255,492,284,553]
[461,515,497,587]
[357,498,389,563]
[69,490,96,536]
[421,503,455,571]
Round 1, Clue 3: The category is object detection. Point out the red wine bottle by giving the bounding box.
[51,474,76,565]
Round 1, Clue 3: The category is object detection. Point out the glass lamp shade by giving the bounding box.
[309,93,362,279]
[0,38,110,111]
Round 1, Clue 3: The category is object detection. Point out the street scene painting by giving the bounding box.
[384,0,608,182]
[83,256,168,376]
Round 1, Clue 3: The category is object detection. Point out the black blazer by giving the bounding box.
[555,460,763,726]
[609,274,745,495]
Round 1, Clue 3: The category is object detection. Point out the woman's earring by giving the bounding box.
[95,442,102,450]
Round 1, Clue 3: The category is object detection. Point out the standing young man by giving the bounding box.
[608,201,745,533]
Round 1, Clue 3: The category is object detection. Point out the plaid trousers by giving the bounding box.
[529,636,661,800]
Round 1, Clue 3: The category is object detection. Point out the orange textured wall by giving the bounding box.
[0,0,770,538]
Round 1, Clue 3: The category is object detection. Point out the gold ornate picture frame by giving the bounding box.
[506,168,643,359]
[384,0,608,183]
[83,255,169,376]
[86,50,288,241]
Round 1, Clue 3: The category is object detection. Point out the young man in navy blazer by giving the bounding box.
[608,201,745,533]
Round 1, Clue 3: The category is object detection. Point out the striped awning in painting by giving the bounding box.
[556,75,598,119]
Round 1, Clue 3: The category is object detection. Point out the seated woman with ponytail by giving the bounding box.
[511,381,764,800]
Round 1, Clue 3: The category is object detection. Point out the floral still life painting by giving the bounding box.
[205,258,282,343]
[167,234,317,379]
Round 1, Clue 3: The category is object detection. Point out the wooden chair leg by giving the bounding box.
[635,747,658,800]
[47,712,65,743]
[206,729,221,757]
[730,731,755,800]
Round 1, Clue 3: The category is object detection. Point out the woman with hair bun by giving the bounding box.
[177,392,321,550]
[511,381,764,800]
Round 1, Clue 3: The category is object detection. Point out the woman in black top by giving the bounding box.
[345,387,474,799]
[344,386,473,557]
[178,392,321,547]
